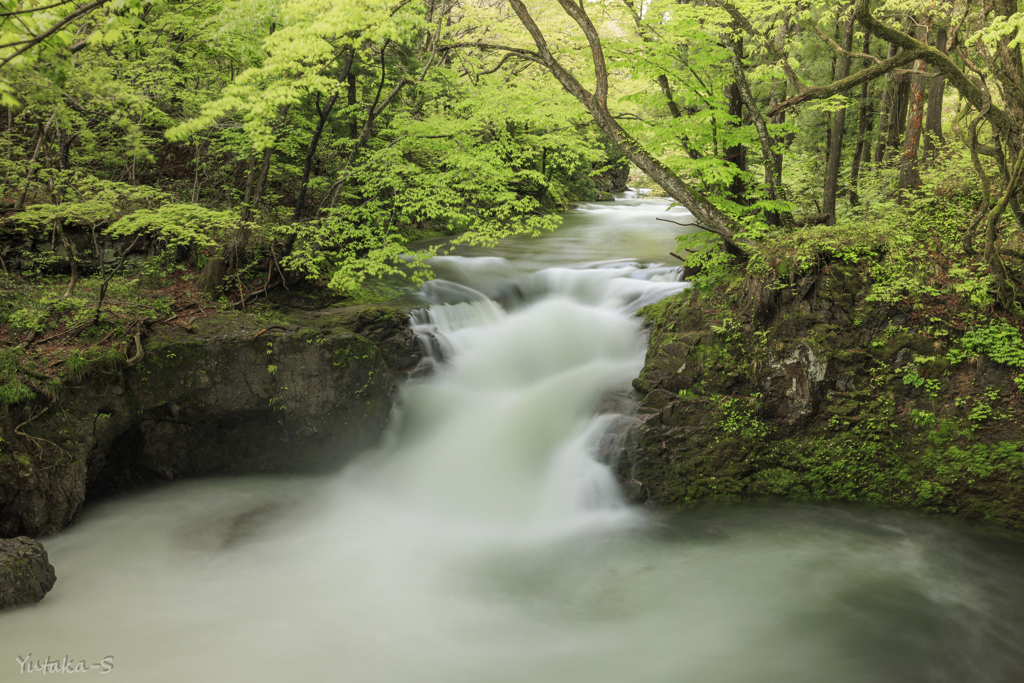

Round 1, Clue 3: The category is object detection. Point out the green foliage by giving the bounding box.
[920,442,1024,492]
[15,175,166,229]
[954,389,1010,431]
[64,352,89,381]
[7,307,48,333]
[948,321,1024,367]
[107,203,244,250]
[0,348,34,406]
[717,395,772,441]
[900,357,943,398]
[674,232,732,287]
[909,409,937,429]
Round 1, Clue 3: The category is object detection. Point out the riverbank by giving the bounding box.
[624,262,1024,529]
[1,299,421,540]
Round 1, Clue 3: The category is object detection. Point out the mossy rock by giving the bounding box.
[0,537,56,610]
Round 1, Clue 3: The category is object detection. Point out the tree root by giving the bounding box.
[125,331,145,366]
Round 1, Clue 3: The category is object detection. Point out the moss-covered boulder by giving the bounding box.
[0,536,55,610]
[625,265,1024,529]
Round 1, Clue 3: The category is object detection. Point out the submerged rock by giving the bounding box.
[0,537,55,610]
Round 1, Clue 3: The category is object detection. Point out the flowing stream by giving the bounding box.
[4,195,1024,682]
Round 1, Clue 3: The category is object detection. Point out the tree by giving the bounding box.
[822,11,854,223]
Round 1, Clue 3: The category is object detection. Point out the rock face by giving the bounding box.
[625,266,1024,529]
[0,306,421,537]
[0,537,56,610]
[594,159,629,193]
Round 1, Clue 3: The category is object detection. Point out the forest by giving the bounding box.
[1,0,1023,405]
[10,0,1024,667]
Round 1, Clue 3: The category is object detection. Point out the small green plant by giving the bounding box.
[65,353,89,381]
[267,364,277,375]
[900,356,943,398]
[7,308,48,333]
[0,348,35,406]
[718,395,772,440]
[909,409,937,428]
[956,389,1009,431]
[947,321,1024,371]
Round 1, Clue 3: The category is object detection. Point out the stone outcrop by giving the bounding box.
[624,266,1024,529]
[0,305,420,537]
[0,536,55,610]
[594,159,629,194]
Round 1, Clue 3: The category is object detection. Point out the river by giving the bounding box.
[3,195,1024,682]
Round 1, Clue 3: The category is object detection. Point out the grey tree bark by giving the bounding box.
[822,16,854,224]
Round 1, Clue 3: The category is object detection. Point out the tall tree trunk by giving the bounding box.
[769,79,787,175]
[52,128,78,298]
[293,93,337,221]
[294,52,355,221]
[13,117,53,211]
[888,72,910,156]
[923,25,947,159]
[347,71,358,139]
[231,147,271,269]
[898,18,931,193]
[992,0,1024,135]
[508,0,749,245]
[873,41,898,163]
[238,153,256,221]
[726,35,786,225]
[56,218,77,299]
[234,105,289,263]
[822,16,854,224]
[850,33,872,207]
[203,102,287,292]
[724,37,746,205]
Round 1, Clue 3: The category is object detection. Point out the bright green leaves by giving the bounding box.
[0,0,151,102]
[278,63,597,292]
[167,0,427,151]
[14,175,165,228]
[13,175,242,253]
[107,204,245,250]
[605,0,794,227]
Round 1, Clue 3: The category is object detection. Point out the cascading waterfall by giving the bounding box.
[392,258,687,523]
[3,194,1024,683]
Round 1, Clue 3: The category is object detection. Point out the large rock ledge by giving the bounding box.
[622,266,1024,529]
[0,537,56,610]
[0,305,421,538]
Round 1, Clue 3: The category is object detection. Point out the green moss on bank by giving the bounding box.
[629,263,1024,530]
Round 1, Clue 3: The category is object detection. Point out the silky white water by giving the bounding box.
[3,195,1024,682]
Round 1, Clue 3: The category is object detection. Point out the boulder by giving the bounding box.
[0,536,55,610]
[0,306,421,537]
[623,264,1024,528]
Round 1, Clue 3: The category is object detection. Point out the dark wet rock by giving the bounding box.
[621,479,649,504]
[624,264,1024,529]
[348,306,421,372]
[594,390,638,415]
[0,306,421,537]
[594,158,629,193]
[0,536,55,610]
